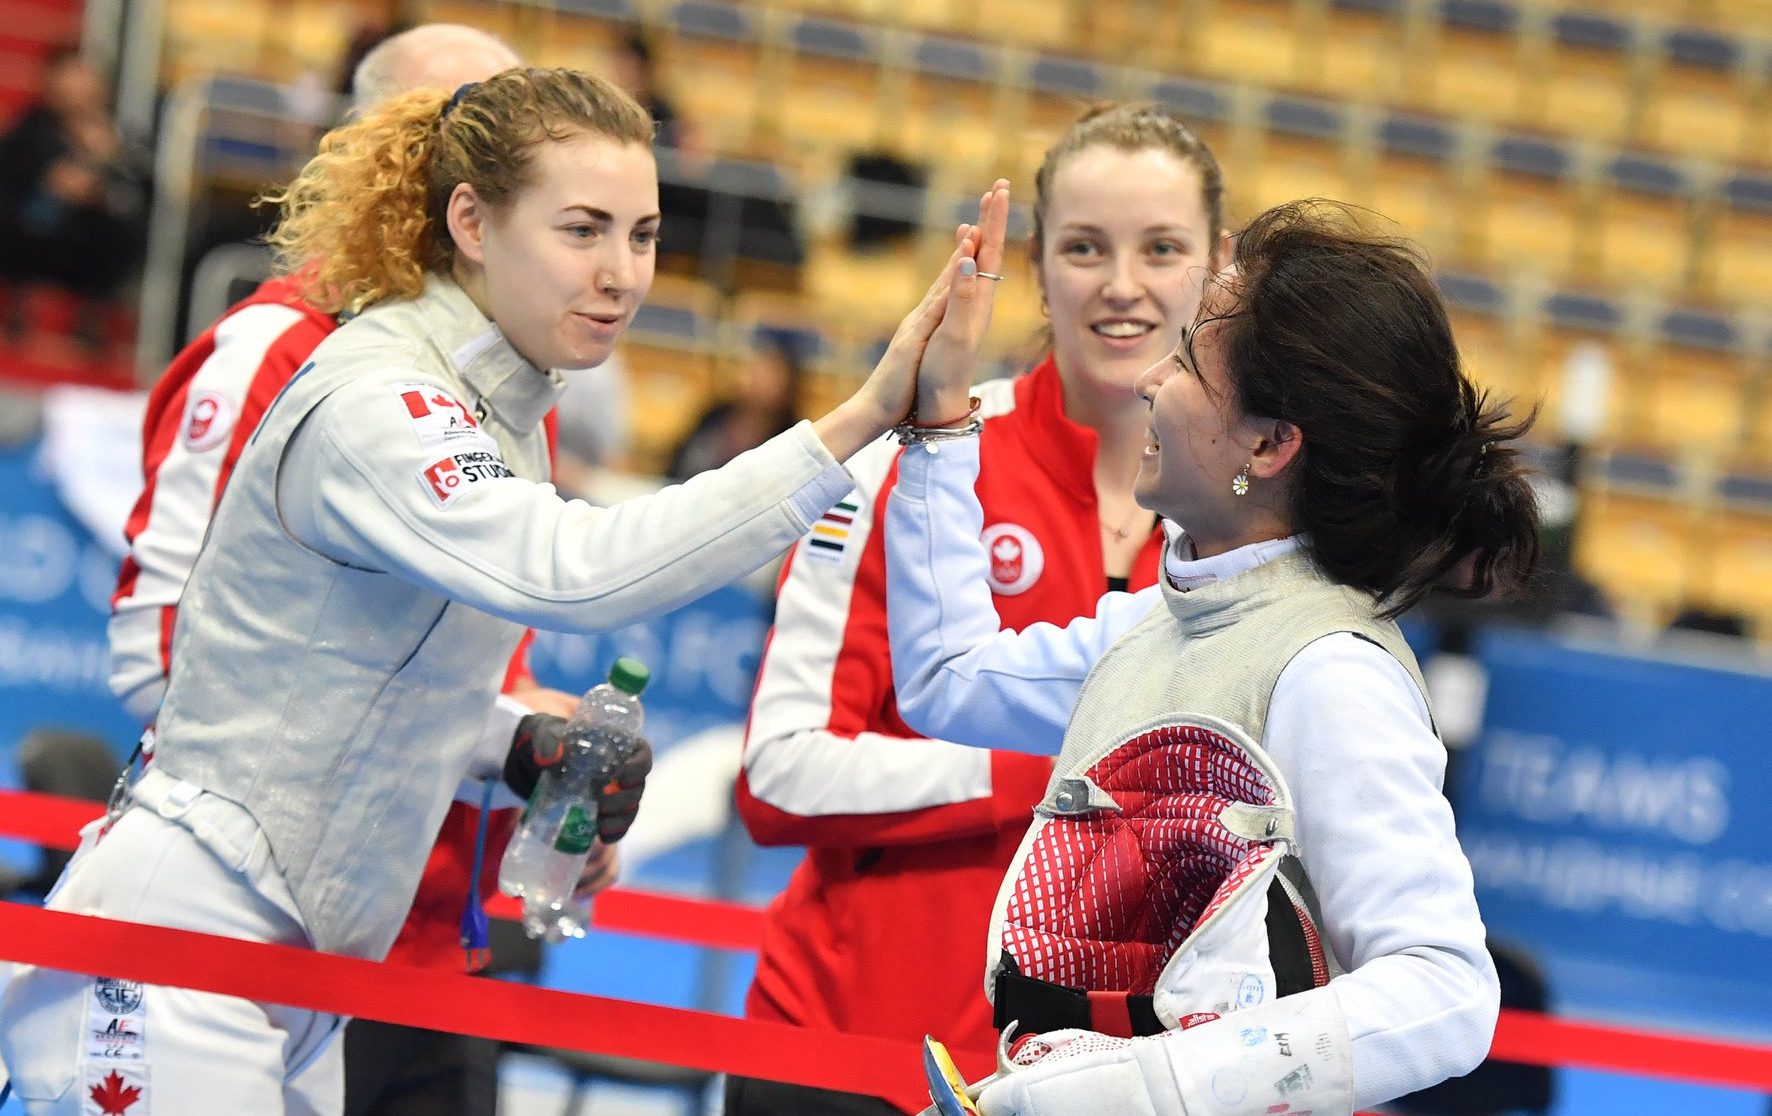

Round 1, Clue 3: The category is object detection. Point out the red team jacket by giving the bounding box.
[737,358,1164,1086]
[110,275,548,970]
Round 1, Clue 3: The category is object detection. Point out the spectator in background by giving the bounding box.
[667,330,805,481]
[606,29,697,155]
[0,48,148,310]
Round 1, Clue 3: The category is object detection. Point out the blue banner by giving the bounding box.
[525,581,772,748]
[0,439,141,765]
[1454,627,1772,1034]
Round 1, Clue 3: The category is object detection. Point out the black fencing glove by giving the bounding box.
[503,713,653,843]
[594,735,652,843]
[503,713,569,801]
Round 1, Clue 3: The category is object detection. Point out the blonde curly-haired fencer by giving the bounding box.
[0,64,1012,1115]
[103,25,639,1116]
[887,201,1539,1116]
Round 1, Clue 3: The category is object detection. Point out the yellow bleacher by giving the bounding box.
[154,0,1772,630]
[1572,484,1706,628]
[1693,505,1772,638]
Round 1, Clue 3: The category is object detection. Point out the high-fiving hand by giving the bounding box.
[914,179,1012,428]
[811,179,1013,461]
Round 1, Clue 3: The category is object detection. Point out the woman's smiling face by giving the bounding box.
[1036,146,1219,406]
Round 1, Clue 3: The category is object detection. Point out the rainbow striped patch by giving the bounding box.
[805,495,862,564]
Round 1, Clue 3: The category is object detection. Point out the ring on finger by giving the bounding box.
[976,271,1005,281]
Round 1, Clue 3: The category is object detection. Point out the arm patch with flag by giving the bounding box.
[396,382,488,450]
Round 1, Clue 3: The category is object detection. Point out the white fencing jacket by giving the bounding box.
[884,437,1498,1110]
[152,275,853,959]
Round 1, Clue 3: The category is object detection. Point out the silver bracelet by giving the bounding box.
[893,416,983,446]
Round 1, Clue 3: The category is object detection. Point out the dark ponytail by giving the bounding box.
[1220,200,1540,617]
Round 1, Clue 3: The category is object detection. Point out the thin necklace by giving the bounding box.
[1101,510,1152,543]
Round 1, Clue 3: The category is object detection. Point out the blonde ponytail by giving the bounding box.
[265,87,452,315]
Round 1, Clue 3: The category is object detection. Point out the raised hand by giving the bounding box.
[914,179,1011,427]
[810,180,1010,462]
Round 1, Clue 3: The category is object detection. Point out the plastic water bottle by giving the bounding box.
[499,657,649,942]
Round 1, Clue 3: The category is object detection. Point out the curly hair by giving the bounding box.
[265,67,655,315]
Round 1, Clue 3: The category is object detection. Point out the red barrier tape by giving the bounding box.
[1490,1008,1772,1093]
[0,788,767,951]
[0,901,944,1111]
[10,788,1772,1096]
[0,787,93,848]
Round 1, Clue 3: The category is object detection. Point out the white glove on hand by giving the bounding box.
[975,993,1354,1116]
[975,1030,1182,1116]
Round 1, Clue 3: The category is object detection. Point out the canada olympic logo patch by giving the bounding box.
[181,389,236,452]
[981,522,1043,596]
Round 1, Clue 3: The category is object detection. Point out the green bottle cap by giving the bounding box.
[608,657,650,696]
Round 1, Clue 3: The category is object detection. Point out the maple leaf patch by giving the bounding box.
[87,1067,145,1114]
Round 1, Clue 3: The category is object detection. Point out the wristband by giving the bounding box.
[894,396,983,446]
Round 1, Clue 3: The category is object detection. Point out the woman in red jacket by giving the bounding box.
[730,103,1232,1114]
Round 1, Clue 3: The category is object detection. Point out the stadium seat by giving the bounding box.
[1293,0,1413,105]
[962,0,1076,50]
[526,11,627,74]
[1587,154,1697,296]
[1012,54,1110,187]
[1533,293,1633,438]
[1693,504,1772,640]
[1736,367,1772,469]
[768,18,890,162]
[621,342,718,474]
[1447,296,1541,425]
[1525,12,1641,147]
[1247,97,1357,216]
[1141,75,1240,184]
[1628,313,1750,457]
[1195,0,1305,89]
[166,0,277,85]
[1572,483,1702,627]
[1422,3,1528,129]
[1636,28,1759,163]
[893,35,1009,174]
[659,0,767,158]
[1702,174,1772,307]
[1467,135,1592,282]
[1367,114,1468,258]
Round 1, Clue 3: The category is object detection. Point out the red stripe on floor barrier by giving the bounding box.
[483,889,766,951]
[0,786,96,847]
[8,788,1772,1095]
[0,787,769,950]
[0,902,938,1111]
[1490,1007,1772,1093]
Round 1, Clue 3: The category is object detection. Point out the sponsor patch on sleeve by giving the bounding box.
[418,448,516,510]
[395,382,490,449]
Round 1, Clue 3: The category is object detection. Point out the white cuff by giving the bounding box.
[456,692,534,808]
